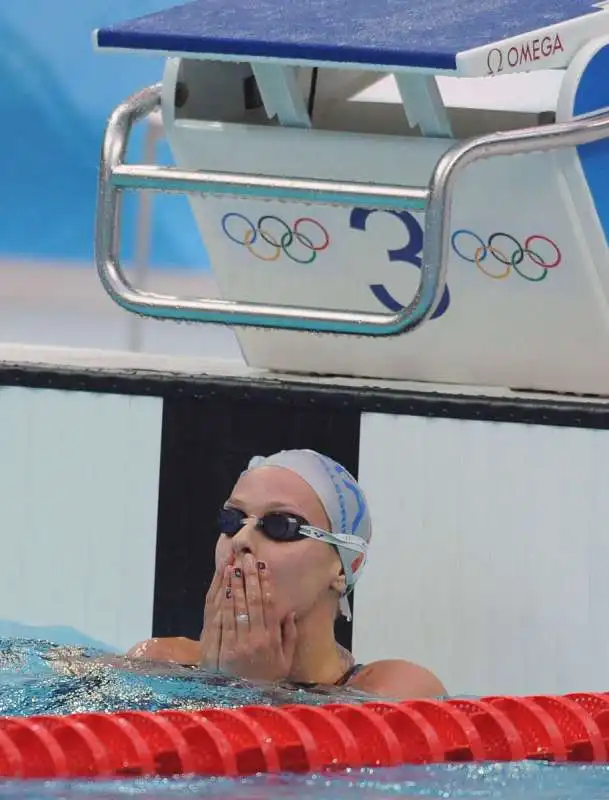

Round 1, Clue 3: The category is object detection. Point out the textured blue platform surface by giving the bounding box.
[96,0,602,70]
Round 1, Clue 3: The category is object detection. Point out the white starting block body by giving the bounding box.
[95,0,609,395]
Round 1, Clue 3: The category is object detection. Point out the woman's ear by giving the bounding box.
[328,548,347,596]
[330,569,347,597]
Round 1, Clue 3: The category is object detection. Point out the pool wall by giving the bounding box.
[0,383,162,653]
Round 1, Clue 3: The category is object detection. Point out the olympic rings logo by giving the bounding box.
[221,213,330,264]
[451,230,562,282]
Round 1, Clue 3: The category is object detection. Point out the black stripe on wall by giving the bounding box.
[153,395,361,652]
[4,363,609,431]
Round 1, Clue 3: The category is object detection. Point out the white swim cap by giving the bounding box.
[246,449,371,619]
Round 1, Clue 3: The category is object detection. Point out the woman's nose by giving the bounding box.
[230,516,257,556]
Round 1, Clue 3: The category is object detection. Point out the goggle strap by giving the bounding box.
[339,594,352,622]
[300,525,368,554]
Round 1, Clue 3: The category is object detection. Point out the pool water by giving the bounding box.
[3,763,609,800]
[2,638,609,799]
[0,638,373,716]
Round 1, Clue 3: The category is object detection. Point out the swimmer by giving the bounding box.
[128,449,446,699]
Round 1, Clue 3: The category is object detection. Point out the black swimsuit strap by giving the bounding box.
[292,663,364,690]
[334,662,364,687]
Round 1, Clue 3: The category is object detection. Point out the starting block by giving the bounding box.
[94,0,609,395]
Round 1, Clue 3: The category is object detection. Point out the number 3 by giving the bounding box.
[349,208,450,320]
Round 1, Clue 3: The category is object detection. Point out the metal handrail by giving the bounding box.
[95,83,609,336]
[425,107,609,290]
[95,84,435,336]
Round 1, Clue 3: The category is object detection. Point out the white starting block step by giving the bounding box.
[94,0,609,396]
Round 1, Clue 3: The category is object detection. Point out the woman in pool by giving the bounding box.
[128,449,446,700]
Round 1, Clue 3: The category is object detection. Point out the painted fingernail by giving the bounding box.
[226,587,232,599]
[257,561,266,571]
[234,567,242,578]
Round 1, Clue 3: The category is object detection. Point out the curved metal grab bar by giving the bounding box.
[425,107,609,291]
[95,83,609,336]
[95,84,437,336]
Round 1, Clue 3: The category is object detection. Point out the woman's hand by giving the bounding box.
[199,555,237,670]
[217,553,298,682]
[202,555,233,630]
[127,556,234,669]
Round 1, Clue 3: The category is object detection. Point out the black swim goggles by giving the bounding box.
[218,506,310,542]
[217,506,368,565]
[218,506,368,585]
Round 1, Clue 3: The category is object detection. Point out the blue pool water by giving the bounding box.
[0,638,373,716]
[3,637,609,799]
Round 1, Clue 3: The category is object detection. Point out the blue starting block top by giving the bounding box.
[95,0,609,76]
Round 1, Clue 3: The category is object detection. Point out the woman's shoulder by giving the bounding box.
[346,659,447,700]
[126,636,201,665]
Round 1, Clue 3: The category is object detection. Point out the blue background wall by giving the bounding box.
[0,0,208,269]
